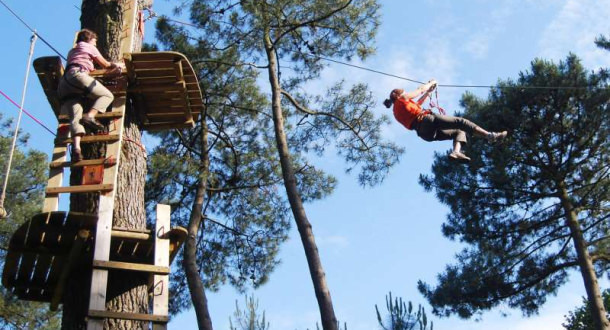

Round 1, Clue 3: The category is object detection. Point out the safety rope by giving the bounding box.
[0,32,37,219]
[429,88,446,115]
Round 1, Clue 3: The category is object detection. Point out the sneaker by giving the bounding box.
[488,131,508,142]
[80,116,104,132]
[448,151,471,163]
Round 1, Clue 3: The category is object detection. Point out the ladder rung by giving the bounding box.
[46,184,114,195]
[57,111,124,123]
[55,134,120,145]
[111,229,151,241]
[49,157,117,169]
[88,310,168,323]
[92,260,170,275]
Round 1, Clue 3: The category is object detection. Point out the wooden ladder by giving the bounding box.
[42,79,170,329]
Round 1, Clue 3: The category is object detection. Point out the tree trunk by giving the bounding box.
[184,114,214,329]
[559,182,610,330]
[263,32,338,330]
[62,1,149,328]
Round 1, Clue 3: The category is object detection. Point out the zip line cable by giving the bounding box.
[0,0,66,61]
[0,33,38,219]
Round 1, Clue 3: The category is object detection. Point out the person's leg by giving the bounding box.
[432,113,506,140]
[72,73,113,131]
[68,101,85,161]
[86,78,114,117]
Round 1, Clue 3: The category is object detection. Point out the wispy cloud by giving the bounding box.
[317,234,349,251]
[461,4,514,60]
[538,0,610,69]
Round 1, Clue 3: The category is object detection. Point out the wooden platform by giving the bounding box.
[124,52,203,130]
[2,212,187,304]
[33,51,203,131]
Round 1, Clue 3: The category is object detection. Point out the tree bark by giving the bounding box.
[559,182,610,330]
[184,114,214,329]
[263,31,338,330]
[62,1,149,329]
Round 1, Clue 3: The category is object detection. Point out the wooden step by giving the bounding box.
[55,134,120,146]
[92,260,170,275]
[49,157,117,169]
[88,310,168,323]
[57,111,124,123]
[111,228,150,241]
[46,184,114,195]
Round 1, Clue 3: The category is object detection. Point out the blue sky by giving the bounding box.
[1,1,609,329]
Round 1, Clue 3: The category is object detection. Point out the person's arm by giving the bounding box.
[402,79,437,99]
[93,56,125,71]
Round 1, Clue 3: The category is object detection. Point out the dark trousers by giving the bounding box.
[414,113,480,144]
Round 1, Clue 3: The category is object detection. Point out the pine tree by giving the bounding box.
[418,55,610,329]
[147,15,294,329]
[62,1,152,328]
[153,2,402,329]
[563,289,610,330]
[229,295,270,330]
[375,292,433,330]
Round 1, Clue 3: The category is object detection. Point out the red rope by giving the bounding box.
[429,88,446,115]
[0,89,55,136]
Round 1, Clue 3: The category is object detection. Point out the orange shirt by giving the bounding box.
[393,97,423,130]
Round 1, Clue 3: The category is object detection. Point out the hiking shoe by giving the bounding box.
[80,116,104,132]
[448,151,471,163]
[488,131,508,142]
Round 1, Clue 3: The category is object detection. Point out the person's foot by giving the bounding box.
[488,131,508,142]
[80,116,104,132]
[71,147,83,162]
[449,151,471,163]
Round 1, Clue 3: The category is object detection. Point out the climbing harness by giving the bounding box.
[0,32,37,220]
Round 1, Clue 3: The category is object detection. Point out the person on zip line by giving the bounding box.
[383,79,507,162]
[57,28,124,161]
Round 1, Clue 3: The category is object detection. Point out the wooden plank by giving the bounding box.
[15,253,36,291]
[2,250,21,287]
[43,125,68,212]
[88,310,169,323]
[129,51,185,61]
[57,111,124,123]
[111,229,150,241]
[46,184,114,195]
[33,56,64,118]
[49,157,116,169]
[88,87,127,330]
[134,75,198,85]
[143,121,195,132]
[92,260,170,275]
[55,134,120,146]
[153,205,170,325]
[51,230,89,311]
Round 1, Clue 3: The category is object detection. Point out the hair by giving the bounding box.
[76,29,98,43]
[383,88,404,109]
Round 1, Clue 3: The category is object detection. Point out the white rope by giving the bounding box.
[0,32,38,218]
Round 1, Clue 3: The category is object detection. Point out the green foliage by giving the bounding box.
[0,114,59,328]
[418,55,610,318]
[375,292,433,330]
[563,289,610,330]
[157,0,402,188]
[229,295,270,330]
[150,0,403,317]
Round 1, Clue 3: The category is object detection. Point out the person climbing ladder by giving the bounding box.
[383,79,507,162]
[57,28,124,161]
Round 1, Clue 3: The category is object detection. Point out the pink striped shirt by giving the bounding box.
[66,41,102,72]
